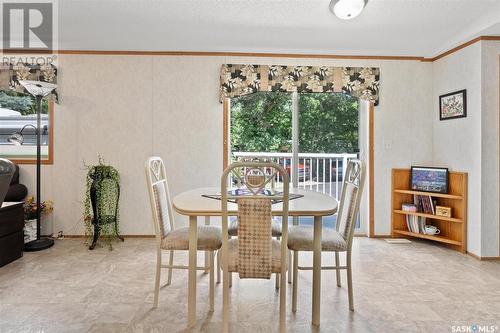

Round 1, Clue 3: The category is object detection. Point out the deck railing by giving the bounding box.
[232,152,358,200]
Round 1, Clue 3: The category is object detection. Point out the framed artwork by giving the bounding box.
[439,89,467,120]
[411,166,448,194]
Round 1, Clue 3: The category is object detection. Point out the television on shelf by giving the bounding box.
[410,166,448,194]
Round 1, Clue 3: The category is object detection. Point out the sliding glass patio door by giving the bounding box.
[229,91,366,232]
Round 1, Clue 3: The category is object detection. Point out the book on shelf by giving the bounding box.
[413,194,437,215]
[402,202,426,234]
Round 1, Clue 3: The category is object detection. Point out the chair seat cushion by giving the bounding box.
[228,217,282,237]
[161,226,222,251]
[287,226,347,252]
[225,238,286,274]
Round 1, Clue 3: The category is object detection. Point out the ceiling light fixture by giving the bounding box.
[329,0,367,20]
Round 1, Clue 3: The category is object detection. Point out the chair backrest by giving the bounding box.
[233,156,276,190]
[145,157,175,241]
[221,161,289,279]
[0,158,15,207]
[336,159,365,247]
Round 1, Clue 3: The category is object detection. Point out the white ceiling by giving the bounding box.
[58,0,500,57]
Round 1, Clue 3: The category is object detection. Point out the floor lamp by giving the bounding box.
[8,80,57,252]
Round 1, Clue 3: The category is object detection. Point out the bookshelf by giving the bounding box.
[391,168,467,253]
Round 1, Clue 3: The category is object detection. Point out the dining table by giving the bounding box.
[172,187,338,328]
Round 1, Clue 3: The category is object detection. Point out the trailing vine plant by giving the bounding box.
[83,156,121,250]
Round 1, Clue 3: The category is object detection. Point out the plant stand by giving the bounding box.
[87,165,124,250]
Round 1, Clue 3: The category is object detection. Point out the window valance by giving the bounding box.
[0,63,58,102]
[220,64,380,105]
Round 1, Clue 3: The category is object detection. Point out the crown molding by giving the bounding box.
[424,35,500,62]
[1,35,499,62]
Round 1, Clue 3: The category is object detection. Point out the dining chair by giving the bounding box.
[145,156,222,310]
[220,161,289,332]
[227,171,283,289]
[287,159,365,312]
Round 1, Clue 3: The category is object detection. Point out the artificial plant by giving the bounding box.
[83,156,122,249]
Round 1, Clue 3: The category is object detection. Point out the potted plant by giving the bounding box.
[24,196,54,243]
[83,157,123,250]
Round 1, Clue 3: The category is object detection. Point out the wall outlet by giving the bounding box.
[383,140,392,150]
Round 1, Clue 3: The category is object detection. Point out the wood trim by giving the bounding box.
[467,251,481,260]
[34,49,427,61]
[462,173,468,253]
[49,99,54,164]
[478,257,500,261]
[63,235,155,238]
[7,100,55,165]
[368,102,375,237]
[223,98,230,170]
[2,36,499,62]
[426,36,500,62]
[467,251,500,261]
[424,36,483,62]
[1,49,53,54]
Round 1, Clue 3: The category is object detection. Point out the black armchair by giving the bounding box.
[5,164,28,202]
[0,161,26,266]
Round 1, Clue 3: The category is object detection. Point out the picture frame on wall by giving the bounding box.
[410,166,449,194]
[439,89,467,120]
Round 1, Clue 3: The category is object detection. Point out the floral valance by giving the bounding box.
[0,63,58,102]
[220,64,380,106]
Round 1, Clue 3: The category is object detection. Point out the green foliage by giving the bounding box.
[83,156,121,250]
[231,92,359,153]
[299,93,359,153]
[0,90,49,115]
[231,93,292,152]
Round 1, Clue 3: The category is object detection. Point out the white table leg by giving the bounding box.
[188,215,198,328]
[204,216,210,273]
[312,215,322,327]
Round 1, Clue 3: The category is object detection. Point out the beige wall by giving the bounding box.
[480,41,500,257]
[432,43,483,256]
[432,40,500,257]
[15,55,434,236]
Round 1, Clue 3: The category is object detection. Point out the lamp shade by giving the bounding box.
[330,0,366,20]
[19,80,57,97]
[8,124,37,146]
[8,132,24,145]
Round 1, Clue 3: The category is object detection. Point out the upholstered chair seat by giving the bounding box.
[161,225,222,251]
[287,226,347,252]
[225,239,284,273]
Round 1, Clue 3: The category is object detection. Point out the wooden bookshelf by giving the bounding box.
[393,210,463,223]
[393,189,463,200]
[391,168,467,253]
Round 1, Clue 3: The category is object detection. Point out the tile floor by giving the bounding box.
[0,237,499,332]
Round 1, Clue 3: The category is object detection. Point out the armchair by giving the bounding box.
[5,164,28,202]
